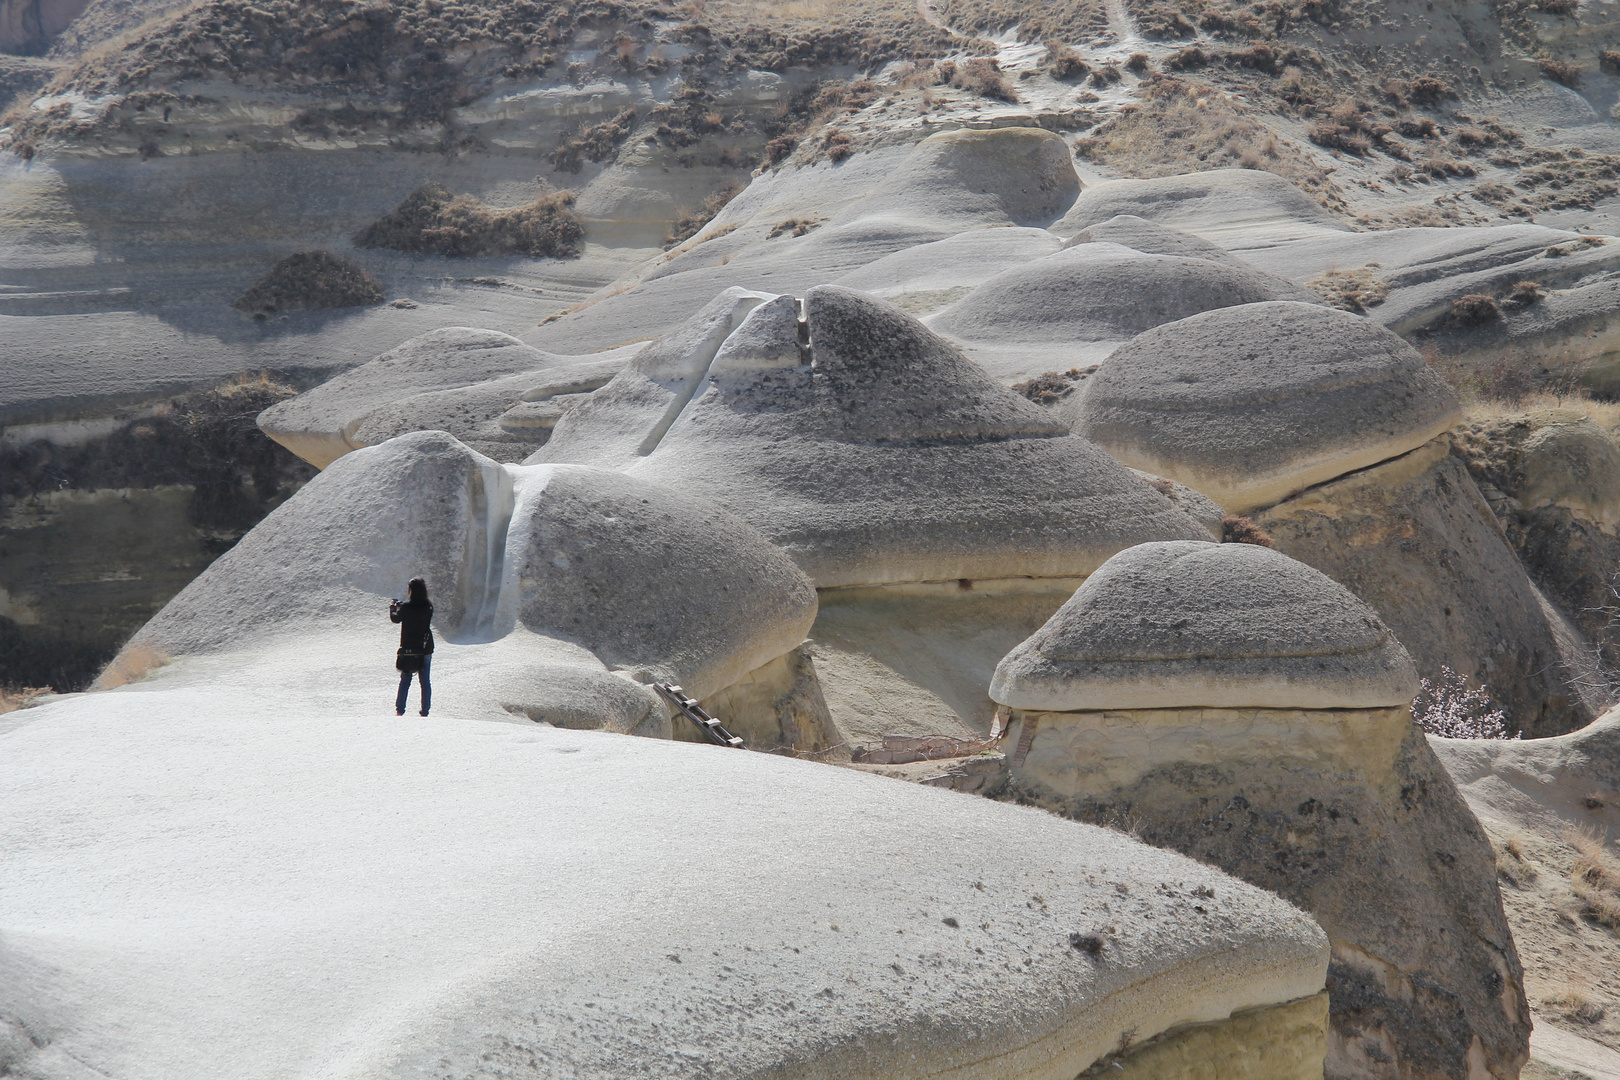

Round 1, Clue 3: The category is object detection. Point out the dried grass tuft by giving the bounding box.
[355,184,584,259]
[233,251,382,319]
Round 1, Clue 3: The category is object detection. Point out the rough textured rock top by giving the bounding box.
[925,243,1317,383]
[991,540,1420,710]
[613,286,1213,587]
[0,685,1329,1080]
[1052,170,1350,244]
[133,429,816,704]
[1074,301,1462,512]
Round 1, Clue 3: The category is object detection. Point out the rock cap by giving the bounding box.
[991,540,1420,710]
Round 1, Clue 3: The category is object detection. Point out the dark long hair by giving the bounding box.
[407,577,429,604]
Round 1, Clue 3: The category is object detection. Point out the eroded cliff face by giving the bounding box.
[1001,705,1530,1080]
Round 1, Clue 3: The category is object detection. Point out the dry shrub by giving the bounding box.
[768,217,820,238]
[355,184,584,259]
[1567,827,1620,931]
[1307,266,1390,312]
[1451,293,1502,326]
[1407,76,1454,106]
[233,251,382,319]
[1603,49,1620,74]
[665,182,743,248]
[821,127,854,162]
[1541,57,1582,86]
[0,686,51,715]
[1509,280,1544,305]
[1044,41,1090,80]
[1012,368,1086,403]
[1090,63,1123,87]
[1221,515,1274,546]
[1167,46,1211,71]
[1137,5,1197,38]
[548,108,638,173]
[945,58,1019,102]
[1125,52,1151,74]
[764,134,798,165]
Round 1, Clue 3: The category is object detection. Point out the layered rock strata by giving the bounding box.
[991,541,1531,1080]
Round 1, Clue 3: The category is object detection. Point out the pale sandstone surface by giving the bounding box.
[1050,170,1352,246]
[0,683,1331,1080]
[1048,171,1620,389]
[534,286,775,468]
[1072,301,1462,513]
[809,581,1088,744]
[256,327,632,469]
[616,286,1213,586]
[996,702,1529,1080]
[833,226,1064,316]
[1061,214,1252,266]
[923,242,1318,384]
[121,429,817,710]
[991,541,1419,712]
[1255,438,1594,737]
[524,128,1083,357]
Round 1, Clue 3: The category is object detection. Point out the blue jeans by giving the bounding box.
[396,654,431,715]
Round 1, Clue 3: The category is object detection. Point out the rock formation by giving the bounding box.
[992,541,1531,1080]
[1072,300,1462,513]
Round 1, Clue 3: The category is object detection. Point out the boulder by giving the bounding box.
[1072,301,1462,513]
[990,541,1419,711]
[610,286,1213,587]
[991,541,1531,1080]
[924,244,1317,384]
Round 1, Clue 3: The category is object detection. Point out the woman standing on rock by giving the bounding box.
[391,577,434,717]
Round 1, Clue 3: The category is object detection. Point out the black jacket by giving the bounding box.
[391,598,435,654]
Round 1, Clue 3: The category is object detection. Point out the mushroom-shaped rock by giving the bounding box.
[1062,214,1249,266]
[1052,168,1350,244]
[124,429,817,713]
[991,540,1419,711]
[257,327,629,469]
[925,244,1317,383]
[989,540,1529,1080]
[615,286,1213,587]
[1074,301,1462,512]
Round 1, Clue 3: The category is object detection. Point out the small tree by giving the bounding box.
[1412,667,1520,739]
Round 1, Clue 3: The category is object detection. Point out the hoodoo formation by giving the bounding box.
[8,0,1620,1074]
